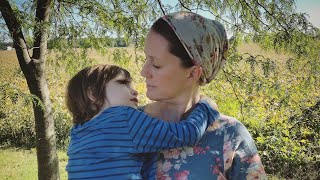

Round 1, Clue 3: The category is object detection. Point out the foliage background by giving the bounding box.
[1,41,319,179]
[0,0,319,179]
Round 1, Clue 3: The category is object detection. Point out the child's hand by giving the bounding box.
[200,95,218,110]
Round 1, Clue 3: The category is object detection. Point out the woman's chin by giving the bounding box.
[146,92,161,101]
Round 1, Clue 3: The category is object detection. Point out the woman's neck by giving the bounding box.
[147,87,201,122]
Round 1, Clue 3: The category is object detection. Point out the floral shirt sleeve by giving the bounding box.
[156,114,267,180]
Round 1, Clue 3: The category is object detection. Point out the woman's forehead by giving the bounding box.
[144,30,169,56]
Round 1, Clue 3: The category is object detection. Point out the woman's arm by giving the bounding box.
[127,100,219,152]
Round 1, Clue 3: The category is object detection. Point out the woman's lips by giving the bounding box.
[146,84,155,89]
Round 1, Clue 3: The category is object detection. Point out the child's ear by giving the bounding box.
[87,88,96,102]
[188,66,203,81]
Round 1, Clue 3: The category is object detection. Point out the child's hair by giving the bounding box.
[66,64,131,125]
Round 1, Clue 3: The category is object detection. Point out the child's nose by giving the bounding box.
[132,89,138,96]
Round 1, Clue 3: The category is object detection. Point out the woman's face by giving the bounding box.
[141,30,193,101]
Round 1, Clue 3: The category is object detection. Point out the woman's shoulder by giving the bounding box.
[207,114,240,130]
[200,113,258,154]
[206,114,253,139]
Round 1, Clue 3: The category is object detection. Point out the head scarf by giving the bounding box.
[162,11,228,84]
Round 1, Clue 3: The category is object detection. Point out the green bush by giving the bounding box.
[0,82,73,149]
[0,48,95,149]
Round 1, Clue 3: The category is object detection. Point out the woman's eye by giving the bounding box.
[146,56,160,69]
[153,64,160,69]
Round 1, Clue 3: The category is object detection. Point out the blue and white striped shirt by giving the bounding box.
[66,100,219,179]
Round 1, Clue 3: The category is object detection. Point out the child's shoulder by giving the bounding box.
[100,105,138,116]
[92,106,138,123]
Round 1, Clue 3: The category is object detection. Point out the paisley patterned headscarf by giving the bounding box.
[162,11,228,84]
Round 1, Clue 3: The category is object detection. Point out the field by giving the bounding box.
[0,50,19,80]
[0,43,318,179]
[0,47,146,180]
[0,149,68,179]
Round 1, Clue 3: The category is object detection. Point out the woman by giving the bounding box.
[140,12,266,179]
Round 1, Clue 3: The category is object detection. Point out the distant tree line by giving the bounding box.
[47,37,128,49]
[0,42,13,50]
[0,37,127,50]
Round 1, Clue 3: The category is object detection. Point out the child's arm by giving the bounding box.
[126,100,219,152]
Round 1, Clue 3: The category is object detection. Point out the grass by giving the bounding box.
[0,148,283,180]
[0,50,20,82]
[0,148,68,180]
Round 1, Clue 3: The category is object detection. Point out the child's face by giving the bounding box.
[102,72,138,109]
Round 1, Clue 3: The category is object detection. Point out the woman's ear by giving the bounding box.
[188,66,203,82]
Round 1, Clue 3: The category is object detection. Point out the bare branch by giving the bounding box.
[156,0,166,15]
[190,7,233,26]
[32,0,52,60]
[177,0,192,12]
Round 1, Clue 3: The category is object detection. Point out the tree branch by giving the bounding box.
[32,0,52,61]
[239,0,272,31]
[0,0,31,63]
[255,1,289,34]
[177,0,192,12]
[190,7,233,26]
[156,0,166,15]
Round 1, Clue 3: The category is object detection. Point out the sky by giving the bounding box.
[7,0,320,28]
[162,0,320,28]
[295,0,320,28]
[10,0,320,28]
[2,0,320,42]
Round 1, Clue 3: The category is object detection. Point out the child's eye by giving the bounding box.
[118,80,130,86]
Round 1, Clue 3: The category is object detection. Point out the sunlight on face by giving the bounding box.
[101,72,138,109]
[141,30,193,101]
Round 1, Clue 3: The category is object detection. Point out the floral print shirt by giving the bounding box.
[145,114,267,180]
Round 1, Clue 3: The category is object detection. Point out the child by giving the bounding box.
[65,64,219,179]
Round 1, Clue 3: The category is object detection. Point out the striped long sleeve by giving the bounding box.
[127,100,220,152]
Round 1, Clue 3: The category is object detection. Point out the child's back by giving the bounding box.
[67,107,144,179]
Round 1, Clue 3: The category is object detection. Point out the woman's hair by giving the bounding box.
[66,64,131,125]
[151,18,194,68]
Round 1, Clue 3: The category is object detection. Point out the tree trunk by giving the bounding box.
[0,0,59,179]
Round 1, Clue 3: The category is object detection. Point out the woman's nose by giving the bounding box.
[140,62,151,78]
